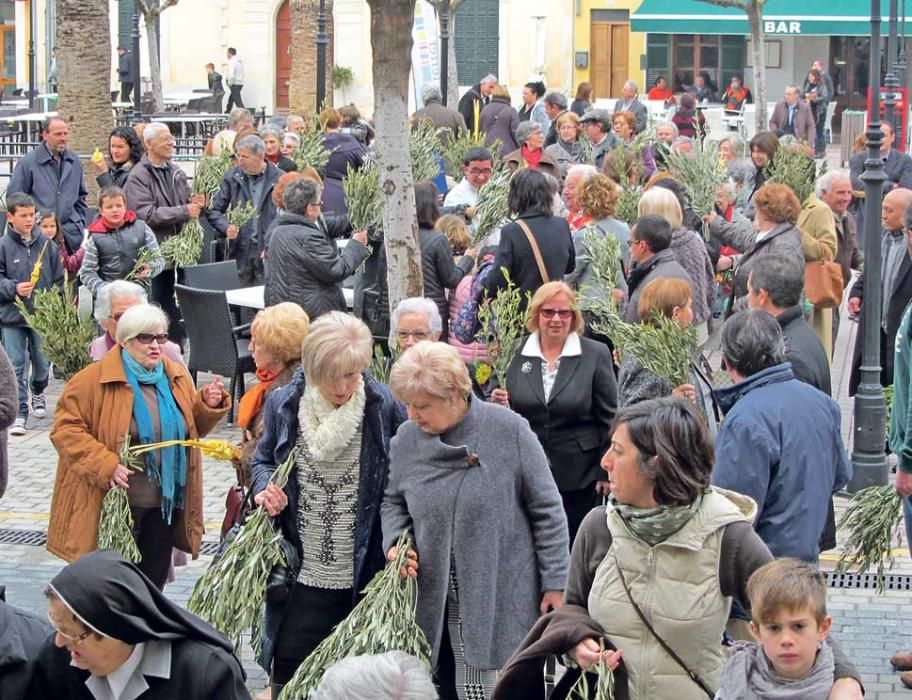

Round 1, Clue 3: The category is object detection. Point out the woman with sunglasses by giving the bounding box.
[491,282,617,544]
[47,304,230,589]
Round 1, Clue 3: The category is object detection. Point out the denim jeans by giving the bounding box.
[1,325,50,417]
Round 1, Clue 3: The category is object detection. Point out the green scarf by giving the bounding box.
[609,489,708,546]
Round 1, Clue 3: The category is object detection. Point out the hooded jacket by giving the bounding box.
[712,363,851,561]
[0,225,65,326]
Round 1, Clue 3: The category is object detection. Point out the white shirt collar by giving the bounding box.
[83,640,172,700]
[521,331,582,360]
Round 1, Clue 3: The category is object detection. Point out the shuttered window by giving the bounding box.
[454,0,499,87]
[645,34,744,93]
[119,0,135,50]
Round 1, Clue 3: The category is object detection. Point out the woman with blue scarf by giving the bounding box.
[48,304,230,589]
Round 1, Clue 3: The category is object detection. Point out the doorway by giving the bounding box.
[591,19,628,99]
[276,0,291,110]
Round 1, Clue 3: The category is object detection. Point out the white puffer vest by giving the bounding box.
[587,487,757,700]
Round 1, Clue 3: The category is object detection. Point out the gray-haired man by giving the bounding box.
[412,83,466,144]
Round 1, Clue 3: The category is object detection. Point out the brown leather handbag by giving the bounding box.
[804,256,844,309]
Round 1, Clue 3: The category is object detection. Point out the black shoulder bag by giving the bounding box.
[612,552,715,698]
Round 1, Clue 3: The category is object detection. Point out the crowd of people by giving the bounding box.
[1,64,911,700]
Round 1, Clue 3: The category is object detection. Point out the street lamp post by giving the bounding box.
[850,0,890,492]
[131,7,142,121]
[439,0,450,106]
[27,0,35,111]
[315,0,328,109]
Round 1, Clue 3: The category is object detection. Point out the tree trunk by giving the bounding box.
[57,0,114,204]
[367,0,424,315]
[747,2,768,131]
[289,0,335,113]
[144,13,164,113]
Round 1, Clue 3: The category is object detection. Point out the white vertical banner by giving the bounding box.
[410,0,440,112]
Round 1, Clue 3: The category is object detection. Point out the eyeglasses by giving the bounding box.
[47,613,94,645]
[540,308,573,319]
[467,168,493,176]
[396,330,430,341]
[133,333,169,345]
[112,311,126,321]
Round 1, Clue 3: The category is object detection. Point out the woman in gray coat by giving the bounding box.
[383,342,569,700]
[479,84,519,154]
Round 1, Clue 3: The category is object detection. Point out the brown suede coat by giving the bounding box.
[46,347,230,562]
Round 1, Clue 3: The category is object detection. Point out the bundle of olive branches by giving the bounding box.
[836,485,904,593]
[577,134,595,167]
[471,165,513,245]
[187,450,298,655]
[277,532,431,700]
[409,119,443,184]
[125,247,161,287]
[443,129,499,178]
[578,226,622,306]
[614,187,642,226]
[227,200,258,228]
[97,433,144,563]
[763,143,818,205]
[664,137,726,238]
[603,147,642,226]
[293,117,330,172]
[590,304,695,388]
[567,642,616,700]
[160,151,232,267]
[476,270,527,387]
[368,344,397,384]
[14,277,94,379]
[343,162,382,232]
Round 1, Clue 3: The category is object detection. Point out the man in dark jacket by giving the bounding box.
[747,253,831,396]
[412,83,466,145]
[124,122,203,347]
[0,193,64,435]
[0,587,53,699]
[578,110,619,169]
[206,134,281,286]
[624,214,692,322]
[265,179,369,319]
[847,187,912,395]
[457,74,497,135]
[818,169,862,346]
[117,46,133,103]
[542,91,568,148]
[8,117,88,254]
[713,309,851,563]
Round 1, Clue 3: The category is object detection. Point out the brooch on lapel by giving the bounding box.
[521,361,533,374]
[466,453,480,466]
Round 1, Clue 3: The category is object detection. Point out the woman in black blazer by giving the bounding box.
[491,282,617,544]
[483,169,575,310]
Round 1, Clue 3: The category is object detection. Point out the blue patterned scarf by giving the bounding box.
[121,349,187,523]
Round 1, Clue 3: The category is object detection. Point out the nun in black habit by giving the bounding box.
[27,550,252,699]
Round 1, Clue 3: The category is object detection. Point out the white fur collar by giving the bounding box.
[299,377,366,461]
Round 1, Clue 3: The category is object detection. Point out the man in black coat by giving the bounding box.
[849,121,912,247]
[117,46,133,103]
[624,214,691,323]
[206,134,282,286]
[747,253,831,396]
[457,74,497,135]
[848,187,912,395]
[0,588,53,699]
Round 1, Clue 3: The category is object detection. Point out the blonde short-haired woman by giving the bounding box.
[250,311,406,698]
[383,340,569,700]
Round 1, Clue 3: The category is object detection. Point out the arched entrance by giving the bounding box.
[276,0,291,110]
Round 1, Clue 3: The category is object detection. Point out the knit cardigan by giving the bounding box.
[381,397,570,669]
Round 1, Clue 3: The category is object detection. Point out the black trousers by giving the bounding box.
[130,506,177,590]
[120,82,134,103]
[560,484,601,547]
[270,583,354,698]
[226,85,245,111]
[150,269,186,348]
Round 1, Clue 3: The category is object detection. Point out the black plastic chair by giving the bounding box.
[180,260,241,291]
[174,284,254,423]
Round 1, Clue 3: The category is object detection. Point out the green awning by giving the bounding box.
[631,0,912,36]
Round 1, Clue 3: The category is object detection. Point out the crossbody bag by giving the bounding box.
[516,219,550,284]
